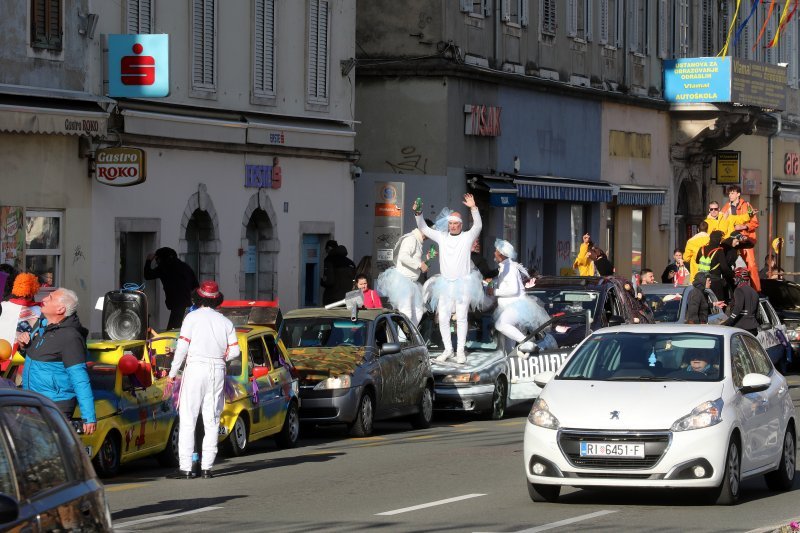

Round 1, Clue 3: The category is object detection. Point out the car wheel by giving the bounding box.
[527,482,560,503]
[223,415,248,456]
[483,377,507,420]
[157,420,180,467]
[410,386,433,429]
[765,428,796,492]
[92,433,121,478]
[274,402,300,449]
[349,392,374,437]
[711,439,741,505]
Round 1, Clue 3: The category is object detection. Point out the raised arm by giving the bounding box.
[463,194,482,239]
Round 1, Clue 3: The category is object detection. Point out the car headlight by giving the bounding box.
[441,373,480,384]
[670,398,724,432]
[527,398,560,430]
[313,375,352,390]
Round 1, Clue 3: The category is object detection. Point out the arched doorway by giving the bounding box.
[241,190,279,300]
[180,184,220,282]
[675,178,702,251]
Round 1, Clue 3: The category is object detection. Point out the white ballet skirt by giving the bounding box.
[376,268,423,310]
[423,270,484,312]
[493,295,550,331]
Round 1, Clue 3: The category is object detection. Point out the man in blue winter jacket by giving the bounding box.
[16,288,96,434]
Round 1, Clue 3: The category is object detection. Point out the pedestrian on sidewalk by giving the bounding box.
[144,247,199,330]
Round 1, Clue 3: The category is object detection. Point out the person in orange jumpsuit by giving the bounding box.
[720,185,760,292]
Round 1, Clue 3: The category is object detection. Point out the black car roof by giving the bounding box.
[527,275,620,290]
[284,308,389,321]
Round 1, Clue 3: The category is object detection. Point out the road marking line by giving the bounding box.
[453,428,483,433]
[104,483,148,492]
[114,506,223,528]
[376,494,486,516]
[406,435,435,440]
[473,510,617,533]
[351,436,386,441]
[497,421,525,426]
[306,449,341,455]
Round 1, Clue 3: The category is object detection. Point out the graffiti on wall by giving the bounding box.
[386,146,428,174]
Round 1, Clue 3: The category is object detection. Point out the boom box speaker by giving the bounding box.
[102,290,148,341]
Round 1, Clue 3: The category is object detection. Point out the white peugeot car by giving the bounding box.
[524,324,796,505]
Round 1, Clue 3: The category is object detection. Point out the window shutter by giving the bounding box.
[31,0,62,50]
[127,0,153,34]
[484,0,492,17]
[628,0,638,51]
[460,0,471,13]
[789,18,799,87]
[501,0,511,22]
[307,0,329,102]
[540,0,556,35]
[254,0,275,96]
[599,0,608,44]
[192,0,216,89]
[585,0,593,41]
[567,0,577,37]
[615,0,624,48]
[520,0,529,27]
[678,0,689,58]
[658,0,669,58]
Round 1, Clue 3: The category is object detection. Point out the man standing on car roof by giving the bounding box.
[415,194,483,364]
[166,281,240,479]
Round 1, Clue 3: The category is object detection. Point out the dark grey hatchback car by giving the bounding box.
[0,388,113,531]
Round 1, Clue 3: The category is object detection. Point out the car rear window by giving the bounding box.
[642,292,683,323]
[526,289,598,321]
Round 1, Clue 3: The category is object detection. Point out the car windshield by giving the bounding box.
[558,332,724,382]
[642,292,683,323]
[526,289,598,321]
[418,313,498,352]
[281,318,368,348]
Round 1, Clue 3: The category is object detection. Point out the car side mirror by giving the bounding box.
[0,493,19,523]
[740,373,771,393]
[533,371,555,388]
[252,366,270,380]
[607,315,625,327]
[380,342,401,356]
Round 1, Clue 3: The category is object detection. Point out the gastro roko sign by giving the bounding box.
[95,147,147,186]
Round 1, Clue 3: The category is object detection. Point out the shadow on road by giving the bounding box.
[112,494,247,521]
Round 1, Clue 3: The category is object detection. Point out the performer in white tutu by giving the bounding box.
[491,239,550,359]
[415,194,483,364]
[376,221,432,327]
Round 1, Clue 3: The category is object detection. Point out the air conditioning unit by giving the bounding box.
[102,290,148,341]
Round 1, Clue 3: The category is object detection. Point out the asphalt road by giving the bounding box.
[107,381,800,533]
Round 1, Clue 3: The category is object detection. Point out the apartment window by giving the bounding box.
[540,0,556,35]
[567,0,592,41]
[502,0,528,27]
[735,1,754,60]
[629,0,648,54]
[254,0,276,98]
[307,0,330,104]
[599,0,621,47]
[192,0,217,92]
[657,0,669,57]
[127,0,153,34]
[460,0,488,17]
[25,211,62,289]
[673,0,690,58]
[782,17,798,87]
[765,5,779,64]
[700,0,714,56]
[31,0,62,51]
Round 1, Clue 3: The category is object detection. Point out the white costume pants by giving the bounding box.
[397,297,423,328]
[495,306,526,343]
[437,297,469,354]
[178,360,225,471]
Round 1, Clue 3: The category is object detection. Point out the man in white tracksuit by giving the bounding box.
[376,226,429,327]
[416,194,482,364]
[167,280,240,479]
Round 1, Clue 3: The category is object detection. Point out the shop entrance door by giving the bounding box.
[301,235,322,307]
[119,229,159,331]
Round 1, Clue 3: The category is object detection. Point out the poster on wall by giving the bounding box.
[715,151,741,184]
[788,222,796,258]
[0,207,24,269]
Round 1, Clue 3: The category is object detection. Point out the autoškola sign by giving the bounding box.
[664,56,787,110]
[95,147,147,186]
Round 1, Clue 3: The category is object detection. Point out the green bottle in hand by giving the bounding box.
[412,197,422,215]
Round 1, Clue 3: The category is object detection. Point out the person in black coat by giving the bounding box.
[685,272,726,324]
[471,240,499,280]
[722,268,760,336]
[321,244,356,305]
[588,245,614,276]
[694,230,734,303]
[144,247,199,330]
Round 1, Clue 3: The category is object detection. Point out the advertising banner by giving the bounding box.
[716,151,741,184]
[372,182,404,278]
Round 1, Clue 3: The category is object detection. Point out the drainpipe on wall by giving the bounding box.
[768,113,782,255]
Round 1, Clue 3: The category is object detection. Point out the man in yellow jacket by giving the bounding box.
[573,233,595,276]
[704,201,725,235]
[683,220,710,283]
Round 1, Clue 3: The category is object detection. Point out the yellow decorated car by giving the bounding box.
[149,301,300,456]
[3,339,178,478]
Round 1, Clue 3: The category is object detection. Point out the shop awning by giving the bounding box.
[0,103,108,136]
[469,175,518,207]
[775,181,800,203]
[616,185,667,206]
[121,109,248,144]
[246,117,355,152]
[514,175,614,203]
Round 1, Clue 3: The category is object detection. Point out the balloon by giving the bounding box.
[118,353,140,375]
[0,339,12,361]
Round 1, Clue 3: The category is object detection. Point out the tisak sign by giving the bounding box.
[95,147,147,186]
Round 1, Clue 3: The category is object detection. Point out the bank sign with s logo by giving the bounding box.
[108,34,170,97]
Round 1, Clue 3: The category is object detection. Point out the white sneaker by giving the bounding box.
[455,352,467,364]
[436,350,454,363]
[518,341,535,356]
